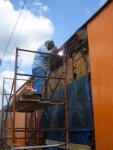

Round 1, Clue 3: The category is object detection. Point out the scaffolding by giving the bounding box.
[1,47,69,149]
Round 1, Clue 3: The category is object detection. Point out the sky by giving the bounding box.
[0,0,107,108]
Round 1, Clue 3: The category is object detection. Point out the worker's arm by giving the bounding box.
[40,45,57,55]
[49,47,57,54]
[36,45,58,60]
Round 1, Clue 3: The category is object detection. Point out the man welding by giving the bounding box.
[32,40,57,96]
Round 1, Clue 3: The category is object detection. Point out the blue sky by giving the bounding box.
[42,0,106,46]
[0,0,107,108]
[9,0,107,47]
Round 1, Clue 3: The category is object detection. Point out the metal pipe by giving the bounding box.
[49,78,61,101]
[25,113,27,145]
[4,77,14,80]
[4,95,12,125]
[12,144,65,149]
[5,137,26,139]
[5,77,28,81]
[6,79,14,128]
[4,94,13,96]
[2,90,13,137]
[12,47,18,144]
[14,128,66,132]
[17,73,65,80]
[18,48,57,56]
[1,78,5,145]
[63,53,69,149]
[4,90,9,104]
[35,111,36,144]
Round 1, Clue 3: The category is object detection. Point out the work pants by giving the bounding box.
[32,67,47,94]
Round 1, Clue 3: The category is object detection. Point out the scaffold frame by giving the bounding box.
[1,47,69,150]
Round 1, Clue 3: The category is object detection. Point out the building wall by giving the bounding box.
[7,112,25,146]
[47,51,88,93]
[87,1,113,150]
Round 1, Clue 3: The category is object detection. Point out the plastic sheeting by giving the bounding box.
[40,75,93,146]
[40,75,93,130]
[45,129,90,144]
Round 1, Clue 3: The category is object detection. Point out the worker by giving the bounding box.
[32,40,57,96]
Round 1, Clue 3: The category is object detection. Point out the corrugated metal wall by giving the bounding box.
[87,1,113,149]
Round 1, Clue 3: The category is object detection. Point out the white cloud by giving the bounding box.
[98,0,107,7]
[32,0,49,15]
[0,0,54,67]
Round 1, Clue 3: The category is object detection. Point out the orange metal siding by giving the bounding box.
[87,1,113,150]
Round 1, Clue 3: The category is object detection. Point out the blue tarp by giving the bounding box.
[40,75,93,147]
[45,129,90,144]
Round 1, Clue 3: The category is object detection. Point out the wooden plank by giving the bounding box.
[20,95,41,102]
[26,89,37,96]
[22,88,37,96]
